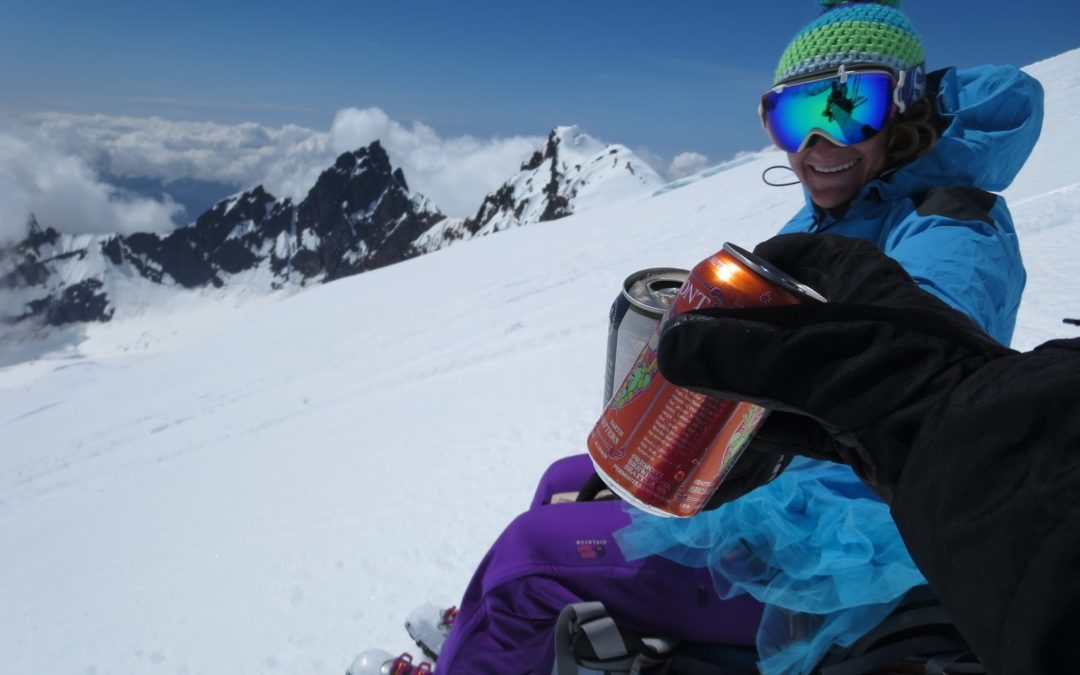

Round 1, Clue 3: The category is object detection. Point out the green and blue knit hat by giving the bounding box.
[774,0,925,86]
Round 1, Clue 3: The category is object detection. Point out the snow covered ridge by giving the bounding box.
[415,126,663,252]
[0,127,661,327]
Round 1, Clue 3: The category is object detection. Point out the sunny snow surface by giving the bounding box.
[2,49,1079,674]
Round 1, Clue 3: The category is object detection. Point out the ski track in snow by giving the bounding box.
[2,48,1080,675]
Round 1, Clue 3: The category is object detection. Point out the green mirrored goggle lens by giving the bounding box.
[762,71,896,153]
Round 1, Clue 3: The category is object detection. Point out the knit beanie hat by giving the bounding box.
[774,0,925,85]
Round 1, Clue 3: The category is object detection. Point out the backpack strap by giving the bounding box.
[554,602,752,675]
[819,636,967,675]
[912,186,998,228]
[816,586,987,674]
[925,651,984,674]
[554,601,677,674]
[575,471,618,502]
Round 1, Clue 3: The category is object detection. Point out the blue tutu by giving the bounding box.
[614,457,926,675]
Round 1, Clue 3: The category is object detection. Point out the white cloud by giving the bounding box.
[30,112,314,189]
[15,109,546,228]
[322,107,544,217]
[667,151,711,180]
[0,126,181,245]
[4,108,688,241]
[0,172,33,244]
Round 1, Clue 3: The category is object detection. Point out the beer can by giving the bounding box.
[587,242,827,518]
[603,268,689,406]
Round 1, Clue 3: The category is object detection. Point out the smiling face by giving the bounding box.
[787,129,890,209]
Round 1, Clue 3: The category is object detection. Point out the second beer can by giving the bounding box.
[603,268,689,406]
[587,242,826,517]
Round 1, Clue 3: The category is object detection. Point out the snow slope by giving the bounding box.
[1,49,1078,674]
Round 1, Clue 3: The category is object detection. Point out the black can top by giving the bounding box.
[723,242,828,303]
[622,268,690,318]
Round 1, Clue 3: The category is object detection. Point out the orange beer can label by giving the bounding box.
[587,242,826,517]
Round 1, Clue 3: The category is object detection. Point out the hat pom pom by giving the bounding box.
[818,0,902,11]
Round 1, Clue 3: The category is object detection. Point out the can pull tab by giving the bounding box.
[647,278,684,304]
[722,242,828,304]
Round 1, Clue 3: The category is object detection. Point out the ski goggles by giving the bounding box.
[760,66,916,153]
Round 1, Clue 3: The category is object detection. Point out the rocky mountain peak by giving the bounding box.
[416,126,663,250]
[1,140,445,327]
[2,129,663,330]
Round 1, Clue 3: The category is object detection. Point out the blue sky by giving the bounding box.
[1,0,1078,239]
[5,0,1078,163]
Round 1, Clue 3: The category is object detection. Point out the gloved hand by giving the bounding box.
[700,412,830,508]
[659,233,1014,503]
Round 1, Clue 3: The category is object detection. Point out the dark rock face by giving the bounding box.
[538,131,572,222]
[1,220,60,290]
[22,279,113,325]
[100,186,279,289]
[288,141,442,281]
[1,141,445,326]
[460,129,571,235]
[464,184,517,236]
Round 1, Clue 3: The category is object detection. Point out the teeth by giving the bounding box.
[811,159,858,174]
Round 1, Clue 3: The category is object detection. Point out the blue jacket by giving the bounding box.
[747,66,1045,672]
[779,65,1044,345]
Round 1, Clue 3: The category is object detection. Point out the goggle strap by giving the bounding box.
[895,64,928,112]
[893,70,907,114]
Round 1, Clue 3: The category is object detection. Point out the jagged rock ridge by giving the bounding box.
[2,129,662,327]
[414,126,663,253]
[1,141,444,326]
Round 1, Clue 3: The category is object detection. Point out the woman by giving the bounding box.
[357,1,1043,673]
[615,0,1040,671]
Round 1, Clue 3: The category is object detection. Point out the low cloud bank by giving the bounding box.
[0,126,182,244]
[667,151,711,180]
[3,108,716,244]
[2,110,551,242]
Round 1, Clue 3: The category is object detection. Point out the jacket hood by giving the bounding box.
[898,65,1045,194]
[803,65,1044,208]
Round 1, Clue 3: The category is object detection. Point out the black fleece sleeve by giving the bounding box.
[657,233,1080,672]
[892,338,1080,675]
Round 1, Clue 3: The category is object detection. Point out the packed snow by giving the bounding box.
[2,49,1078,674]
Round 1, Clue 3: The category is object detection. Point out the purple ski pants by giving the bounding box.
[436,454,764,674]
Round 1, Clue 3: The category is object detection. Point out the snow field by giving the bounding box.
[1,48,1078,675]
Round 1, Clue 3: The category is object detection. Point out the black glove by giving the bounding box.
[658,233,1014,503]
[701,411,835,508]
[661,233,1080,675]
